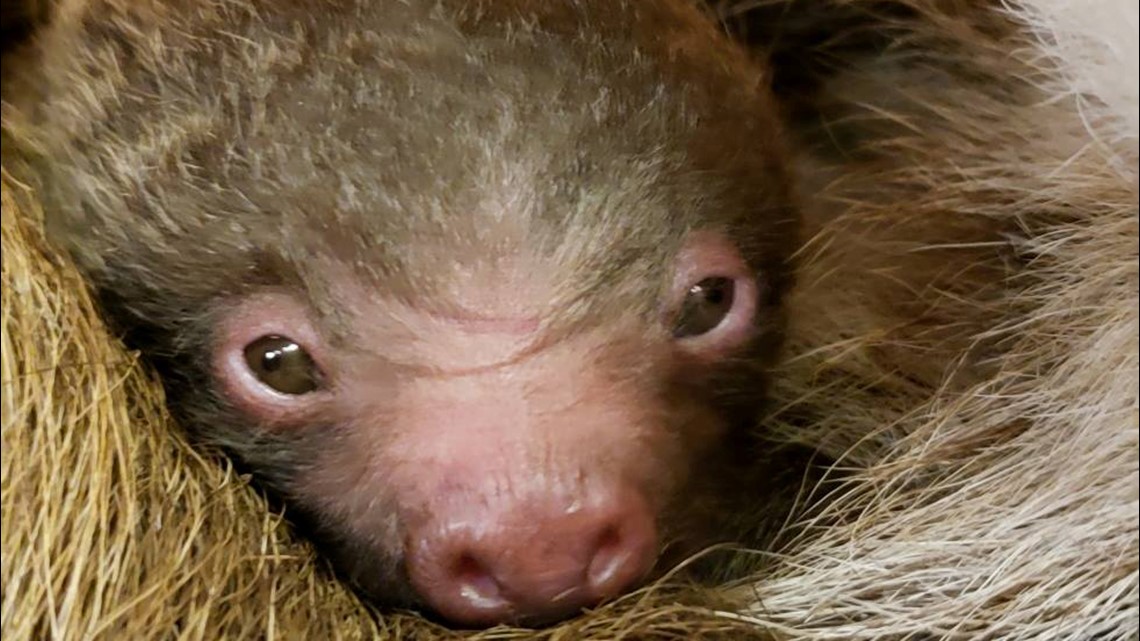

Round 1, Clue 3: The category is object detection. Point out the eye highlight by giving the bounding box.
[243,335,321,395]
[664,231,760,358]
[672,277,735,338]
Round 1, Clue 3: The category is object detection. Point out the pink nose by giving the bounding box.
[405,489,658,627]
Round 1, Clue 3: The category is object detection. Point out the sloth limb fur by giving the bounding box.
[714,1,1139,638]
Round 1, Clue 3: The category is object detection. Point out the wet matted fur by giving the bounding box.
[2,0,1136,639]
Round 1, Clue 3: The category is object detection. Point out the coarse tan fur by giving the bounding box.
[1,1,1136,640]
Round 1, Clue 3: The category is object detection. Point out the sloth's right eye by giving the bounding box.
[243,335,321,395]
[672,277,736,338]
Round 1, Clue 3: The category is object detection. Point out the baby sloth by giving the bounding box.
[16,0,798,627]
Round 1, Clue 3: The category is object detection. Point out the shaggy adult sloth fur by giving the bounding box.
[2,0,1137,640]
[712,1,1139,638]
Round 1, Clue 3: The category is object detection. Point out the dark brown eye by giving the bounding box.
[243,335,321,395]
[672,277,735,338]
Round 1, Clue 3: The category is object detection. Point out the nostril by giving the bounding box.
[451,553,508,611]
[587,525,625,588]
[585,510,657,596]
[406,491,658,626]
[407,535,515,626]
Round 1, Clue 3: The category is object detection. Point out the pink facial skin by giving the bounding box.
[211,231,762,627]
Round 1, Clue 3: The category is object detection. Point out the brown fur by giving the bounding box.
[713,1,1139,638]
[2,0,1134,638]
[4,0,806,624]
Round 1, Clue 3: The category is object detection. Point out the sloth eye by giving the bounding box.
[243,335,321,395]
[672,277,735,338]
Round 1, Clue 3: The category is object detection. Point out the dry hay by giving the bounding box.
[1,0,1136,640]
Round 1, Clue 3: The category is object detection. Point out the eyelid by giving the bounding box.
[675,274,757,348]
[666,232,760,358]
[214,293,335,424]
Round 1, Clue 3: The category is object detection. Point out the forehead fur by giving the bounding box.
[33,0,791,329]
